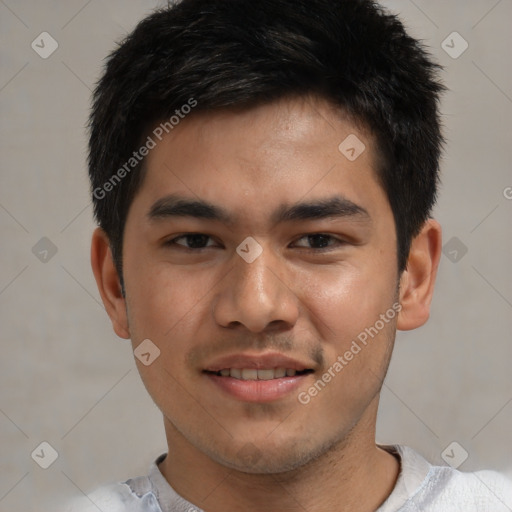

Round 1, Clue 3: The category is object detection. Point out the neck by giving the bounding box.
[159,402,399,512]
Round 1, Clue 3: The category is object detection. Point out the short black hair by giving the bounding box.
[88,0,445,293]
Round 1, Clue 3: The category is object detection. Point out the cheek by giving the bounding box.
[126,265,208,408]
[300,262,394,345]
[299,269,397,422]
[127,262,205,335]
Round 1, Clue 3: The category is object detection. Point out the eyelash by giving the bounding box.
[163,233,346,252]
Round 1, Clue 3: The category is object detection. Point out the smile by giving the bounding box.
[207,368,313,380]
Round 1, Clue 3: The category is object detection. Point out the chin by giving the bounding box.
[209,436,330,475]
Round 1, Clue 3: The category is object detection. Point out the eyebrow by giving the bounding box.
[147,193,371,227]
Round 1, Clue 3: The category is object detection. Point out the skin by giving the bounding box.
[91,95,442,512]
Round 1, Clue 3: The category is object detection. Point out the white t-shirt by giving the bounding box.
[66,444,512,511]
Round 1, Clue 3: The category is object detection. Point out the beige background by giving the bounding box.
[1,1,511,510]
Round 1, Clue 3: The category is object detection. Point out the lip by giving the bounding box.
[202,351,315,403]
[203,351,313,372]
[205,372,311,402]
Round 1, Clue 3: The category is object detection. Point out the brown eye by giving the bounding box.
[293,234,344,250]
[165,234,217,250]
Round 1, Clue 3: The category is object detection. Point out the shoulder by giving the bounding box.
[379,445,512,512]
[428,466,512,509]
[63,478,162,512]
[399,445,512,511]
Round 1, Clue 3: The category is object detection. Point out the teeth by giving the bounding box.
[275,367,287,378]
[216,368,303,380]
[257,369,275,380]
[230,368,242,379]
[241,368,258,380]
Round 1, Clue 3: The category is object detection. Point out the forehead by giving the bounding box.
[131,96,388,229]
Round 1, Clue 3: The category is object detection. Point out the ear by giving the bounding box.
[90,227,130,339]
[397,219,442,331]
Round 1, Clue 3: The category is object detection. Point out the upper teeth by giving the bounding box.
[219,368,298,380]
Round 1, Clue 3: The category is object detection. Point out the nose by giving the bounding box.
[212,245,300,333]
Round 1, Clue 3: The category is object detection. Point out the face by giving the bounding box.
[120,96,401,473]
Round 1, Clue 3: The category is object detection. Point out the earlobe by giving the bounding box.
[90,227,131,339]
[397,219,442,331]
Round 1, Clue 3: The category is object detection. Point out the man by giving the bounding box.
[72,0,512,510]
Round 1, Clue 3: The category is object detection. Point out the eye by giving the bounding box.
[164,233,218,250]
[293,234,345,251]
[163,233,346,252]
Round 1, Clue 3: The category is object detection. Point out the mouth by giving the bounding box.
[202,353,315,402]
[204,368,314,380]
